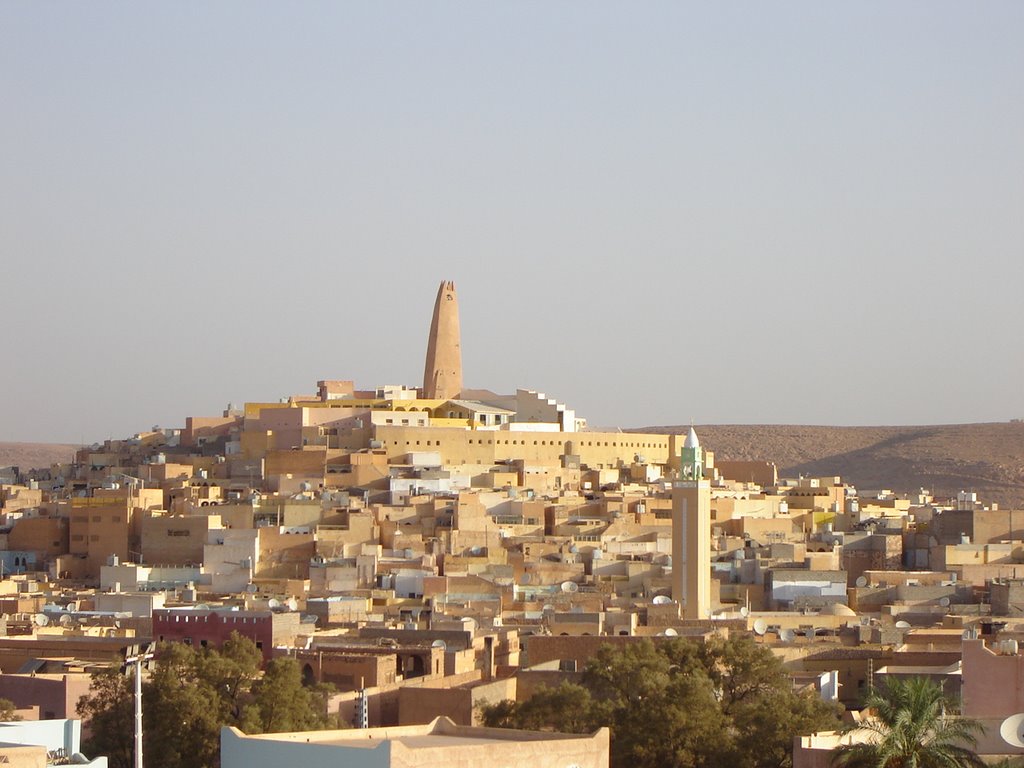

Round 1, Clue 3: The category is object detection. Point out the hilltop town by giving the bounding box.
[2,281,1023,766]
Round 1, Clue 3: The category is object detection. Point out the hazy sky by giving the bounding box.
[3,3,1023,443]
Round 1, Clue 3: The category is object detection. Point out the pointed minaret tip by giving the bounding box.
[422,279,463,400]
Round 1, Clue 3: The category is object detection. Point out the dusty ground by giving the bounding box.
[633,422,1024,509]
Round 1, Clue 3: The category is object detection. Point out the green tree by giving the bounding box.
[142,642,224,768]
[478,682,596,734]
[479,636,840,768]
[241,657,337,733]
[78,668,134,768]
[78,634,336,768]
[831,676,984,768]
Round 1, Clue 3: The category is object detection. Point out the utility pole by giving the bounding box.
[125,644,155,768]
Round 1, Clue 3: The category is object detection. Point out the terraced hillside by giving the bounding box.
[6,423,1024,509]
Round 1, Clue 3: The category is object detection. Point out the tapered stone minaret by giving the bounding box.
[422,280,463,400]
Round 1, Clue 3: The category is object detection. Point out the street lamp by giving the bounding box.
[124,643,155,768]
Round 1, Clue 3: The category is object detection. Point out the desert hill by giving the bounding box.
[635,422,1024,509]
[0,442,78,472]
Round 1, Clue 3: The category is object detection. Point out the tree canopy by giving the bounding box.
[831,676,984,768]
[478,635,841,768]
[78,634,339,768]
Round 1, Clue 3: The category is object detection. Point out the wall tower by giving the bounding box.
[422,280,463,400]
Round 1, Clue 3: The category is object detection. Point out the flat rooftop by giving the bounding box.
[230,716,604,749]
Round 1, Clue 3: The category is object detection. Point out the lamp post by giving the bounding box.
[125,644,155,768]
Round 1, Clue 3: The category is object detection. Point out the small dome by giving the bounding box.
[684,426,700,449]
[821,602,856,617]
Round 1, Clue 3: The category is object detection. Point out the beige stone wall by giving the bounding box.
[8,516,67,559]
[372,425,680,471]
[141,512,221,566]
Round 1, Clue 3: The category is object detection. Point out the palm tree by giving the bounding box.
[832,676,985,768]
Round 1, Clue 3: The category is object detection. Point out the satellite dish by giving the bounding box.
[855,576,868,588]
[1007,639,1020,655]
[286,598,298,611]
[753,619,768,636]
[542,604,555,614]
[652,595,672,605]
[300,614,319,625]
[663,628,678,637]
[519,574,532,585]
[895,620,912,629]
[939,597,951,607]
[560,581,579,593]
[195,604,210,612]
[268,598,282,610]
[59,614,72,627]
[805,627,816,639]
[431,639,447,649]
[1000,713,1024,749]
[780,629,795,642]
[33,614,49,627]
[739,606,749,618]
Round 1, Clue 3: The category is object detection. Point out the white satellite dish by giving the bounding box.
[939,597,951,607]
[855,576,868,588]
[33,614,49,627]
[652,595,672,605]
[59,614,73,627]
[753,619,768,636]
[663,628,678,637]
[895,620,912,629]
[286,598,298,612]
[1000,713,1024,749]
[267,598,282,611]
[542,604,555,614]
[560,581,579,593]
[431,639,447,649]
[780,629,795,643]
[739,606,749,617]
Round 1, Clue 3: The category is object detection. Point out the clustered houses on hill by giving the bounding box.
[2,281,1024,764]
